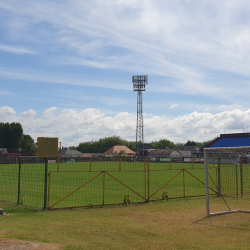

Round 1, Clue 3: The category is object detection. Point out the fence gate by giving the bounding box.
[148,168,217,201]
[48,170,147,209]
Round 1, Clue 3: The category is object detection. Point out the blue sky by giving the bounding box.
[1,0,250,146]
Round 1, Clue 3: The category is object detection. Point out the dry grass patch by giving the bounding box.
[0,199,250,249]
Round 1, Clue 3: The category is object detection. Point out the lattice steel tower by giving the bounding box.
[132,75,148,156]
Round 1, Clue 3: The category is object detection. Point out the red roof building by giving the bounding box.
[104,145,135,157]
[83,153,92,158]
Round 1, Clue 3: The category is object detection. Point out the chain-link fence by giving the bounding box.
[204,147,250,216]
[0,155,214,209]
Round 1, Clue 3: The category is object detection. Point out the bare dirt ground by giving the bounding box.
[0,238,60,250]
[0,216,60,250]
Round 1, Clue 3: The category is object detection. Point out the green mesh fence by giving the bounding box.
[0,156,215,209]
[0,163,19,204]
[0,157,45,208]
[19,163,45,207]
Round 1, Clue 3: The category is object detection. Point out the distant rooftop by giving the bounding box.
[209,133,250,148]
[104,145,135,155]
[59,147,82,155]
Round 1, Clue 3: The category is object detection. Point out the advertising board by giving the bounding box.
[37,137,58,158]
[48,160,57,163]
[160,158,171,162]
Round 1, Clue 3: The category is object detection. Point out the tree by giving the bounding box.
[0,122,23,149]
[77,136,181,153]
[125,141,136,151]
[0,122,36,154]
[19,134,37,155]
[174,142,184,148]
[11,122,23,148]
[117,150,126,156]
[78,142,92,153]
[0,123,3,147]
[77,135,130,153]
[151,139,176,149]
[184,140,196,146]
[195,141,209,148]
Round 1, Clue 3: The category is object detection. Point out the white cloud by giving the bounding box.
[0,67,130,91]
[0,44,36,54]
[0,90,13,96]
[1,106,250,146]
[1,0,250,99]
[170,104,178,109]
[1,0,250,131]
[220,104,242,111]
[0,106,16,120]
[19,109,37,118]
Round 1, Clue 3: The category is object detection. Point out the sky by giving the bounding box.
[1,0,250,147]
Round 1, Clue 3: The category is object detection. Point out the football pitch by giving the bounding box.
[0,161,216,209]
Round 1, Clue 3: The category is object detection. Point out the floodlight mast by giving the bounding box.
[132,75,148,157]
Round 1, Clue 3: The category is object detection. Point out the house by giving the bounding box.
[148,149,171,157]
[59,147,83,157]
[170,150,183,157]
[104,145,135,157]
[178,150,192,156]
[0,148,7,157]
[0,148,7,154]
[148,149,182,158]
[144,143,154,150]
[178,146,200,153]
[83,153,92,158]
[148,148,194,159]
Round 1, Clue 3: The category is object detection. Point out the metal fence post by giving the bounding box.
[103,171,106,206]
[119,156,123,171]
[44,157,48,209]
[236,164,238,198]
[204,149,210,216]
[170,157,173,170]
[240,160,243,198]
[147,157,151,202]
[183,169,185,197]
[144,157,147,201]
[90,155,93,171]
[17,155,21,205]
[57,154,61,172]
[192,157,196,169]
[218,156,221,196]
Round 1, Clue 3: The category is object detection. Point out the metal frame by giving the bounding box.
[204,146,250,216]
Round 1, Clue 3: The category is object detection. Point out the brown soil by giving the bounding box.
[0,224,60,250]
[0,238,60,250]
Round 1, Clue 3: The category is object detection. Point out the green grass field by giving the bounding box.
[0,161,217,209]
[1,161,250,249]
[0,199,250,250]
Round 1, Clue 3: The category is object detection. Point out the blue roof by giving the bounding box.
[210,137,250,148]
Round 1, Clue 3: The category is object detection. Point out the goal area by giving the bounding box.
[204,147,250,216]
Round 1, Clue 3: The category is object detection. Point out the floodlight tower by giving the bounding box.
[132,75,148,156]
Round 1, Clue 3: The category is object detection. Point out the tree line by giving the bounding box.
[0,122,206,155]
[0,122,36,154]
[74,136,137,153]
[74,136,205,153]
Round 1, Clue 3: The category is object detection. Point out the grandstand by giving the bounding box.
[201,133,250,150]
